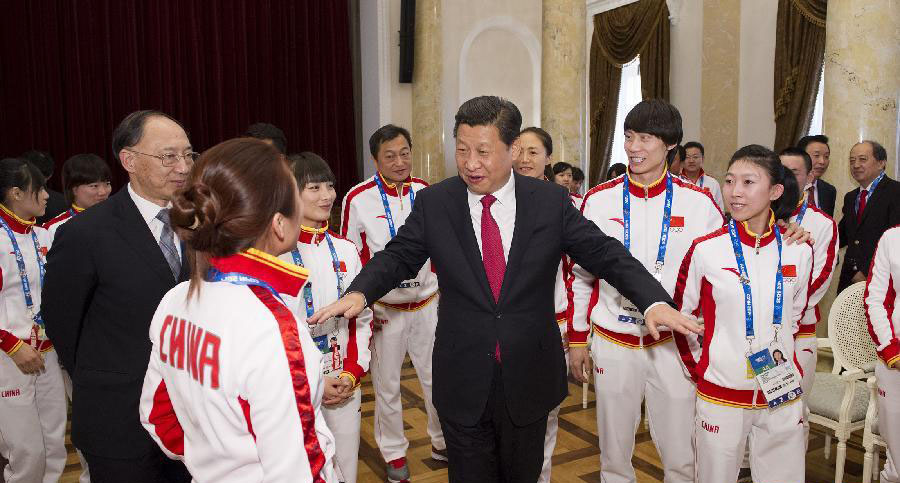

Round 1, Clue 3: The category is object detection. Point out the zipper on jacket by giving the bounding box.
[754,234,761,255]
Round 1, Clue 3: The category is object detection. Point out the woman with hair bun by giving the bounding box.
[138,138,338,482]
[673,144,813,483]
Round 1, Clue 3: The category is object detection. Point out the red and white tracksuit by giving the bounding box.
[277,224,373,483]
[139,249,338,482]
[0,206,66,483]
[43,204,92,483]
[674,217,814,483]
[788,200,838,443]
[680,170,724,211]
[864,225,900,482]
[341,173,444,463]
[570,171,723,483]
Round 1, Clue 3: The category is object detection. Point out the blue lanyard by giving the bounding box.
[622,173,674,274]
[727,219,783,343]
[697,175,704,188]
[68,208,79,217]
[290,232,345,318]
[795,199,809,225]
[0,218,45,327]
[373,175,415,238]
[207,268,285,305]
[855,171,885,214]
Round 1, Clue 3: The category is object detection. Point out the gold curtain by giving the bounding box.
[773,0,827,151]
[588,0,670,187]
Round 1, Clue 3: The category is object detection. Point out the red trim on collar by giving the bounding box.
[298,223,329,245]
[0,204,36,234]
[377,172,413,197]
[626,169,669,198]
[736,211,777,248]
[683,168,705,184]
[209,249,309,297]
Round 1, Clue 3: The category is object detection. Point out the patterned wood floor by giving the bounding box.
[47,358,885,482]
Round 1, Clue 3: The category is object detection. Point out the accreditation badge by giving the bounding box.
[747,343,803,408]
[616,294,645,325]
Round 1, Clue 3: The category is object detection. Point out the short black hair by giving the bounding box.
[797,134,829,152]
[684,141,705,156]
[605,163,627,181]
[858,140,887,162]
[369,124,412,159]
[112,110,187,162]
[20,150,55,178]
[288,152,336,187]
[729,144,800,222]
[454,96,522,147]
[552,162,573,176]
[0,157,46,203]
[623,99,683,147]
[571,166,585,182]
[62,154,112,204]
[778,147,813,174]
[245,122,287,154]
[668,145,686,167]
[518,127,553,156]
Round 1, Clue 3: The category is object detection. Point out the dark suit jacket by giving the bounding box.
[42,187,189,458]
[37,189,68,225]
[347,174,673,426]
[816,179,837,218]
[837,175,900,292]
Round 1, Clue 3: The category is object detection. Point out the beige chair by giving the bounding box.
[808,281,878,483]
[862,376,889,483]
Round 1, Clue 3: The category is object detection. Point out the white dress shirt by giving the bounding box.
[466,171,516,262]
[128,183,182,259]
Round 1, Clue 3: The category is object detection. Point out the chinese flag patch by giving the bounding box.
[782,265,797,277]
[670,216,685,228]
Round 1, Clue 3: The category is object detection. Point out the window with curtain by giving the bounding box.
[609,57,643,170]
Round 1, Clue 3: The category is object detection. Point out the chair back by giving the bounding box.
[828,281,878,372]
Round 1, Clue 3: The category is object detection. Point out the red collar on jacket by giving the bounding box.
[209,248,309,297]
[377,172,413,197]
[0,204,36,234]
[626,167,669,198]
[298,222,329,245]
[683,169,705,185]
[736,210,777,248]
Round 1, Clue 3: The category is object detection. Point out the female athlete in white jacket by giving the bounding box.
[139,139,337,482]
[674,145,814,483]
[280,152,374,483]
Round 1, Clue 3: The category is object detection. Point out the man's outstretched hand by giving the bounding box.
[644,304,703,340]
[308,291,367,324]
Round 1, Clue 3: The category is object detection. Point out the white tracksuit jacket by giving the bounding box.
[340,174,437,307]
[42,205,83,243]
[569,172,724,348]
[673,217,815,408]
[788,199,839,338]
[680,170,724,211]
[865,225,900,367]
[140,249,338,483]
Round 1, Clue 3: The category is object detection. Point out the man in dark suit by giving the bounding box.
[42,110,194,483]
[310,96,702,481]
[837,140,900,292]
[798,135,837,217]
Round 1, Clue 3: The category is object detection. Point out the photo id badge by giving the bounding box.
[616,295,645,325]
[747,344,803,408]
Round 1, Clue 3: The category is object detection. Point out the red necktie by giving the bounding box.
[806,185,817,208]
[480,194,506,301]
[480,194,506,362]
[857,189,868,223]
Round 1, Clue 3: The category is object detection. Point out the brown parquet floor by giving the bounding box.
[41,358,883,482]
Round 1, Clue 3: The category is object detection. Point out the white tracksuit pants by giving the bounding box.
[795,335,817,446]
[695,397,805,483]
[371,297,444,462]
[591,335,695,483]
[539,346,569,483]
[323,387,362,483]
[876,361,900,482]
[0,350,67,483]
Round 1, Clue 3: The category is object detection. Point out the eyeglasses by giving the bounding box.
[126,149,199,167]
[382,151,412,163]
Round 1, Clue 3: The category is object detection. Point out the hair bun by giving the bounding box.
[171,182,219,251]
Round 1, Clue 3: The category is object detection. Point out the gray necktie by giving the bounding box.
[156,208,181,279]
